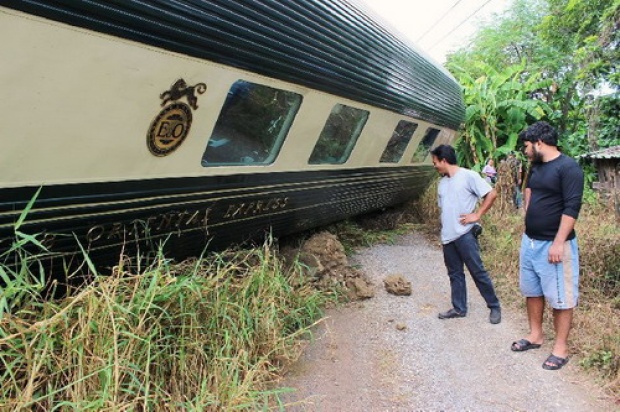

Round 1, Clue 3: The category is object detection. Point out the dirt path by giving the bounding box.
[276,232,618,411]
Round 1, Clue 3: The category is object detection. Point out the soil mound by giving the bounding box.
[281,231,374,300]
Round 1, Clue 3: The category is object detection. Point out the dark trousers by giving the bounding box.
[442,230,500,314]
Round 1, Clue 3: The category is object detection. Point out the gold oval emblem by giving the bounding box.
[147,103,193,156]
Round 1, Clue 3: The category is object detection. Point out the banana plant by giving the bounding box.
[450,60,552,169]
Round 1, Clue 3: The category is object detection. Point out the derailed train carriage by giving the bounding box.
[0,0,465,273]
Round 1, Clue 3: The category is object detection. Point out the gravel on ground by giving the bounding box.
[276,232,618,411]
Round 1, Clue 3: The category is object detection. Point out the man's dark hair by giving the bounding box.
[520,121,558,146]
[430,144,457,165]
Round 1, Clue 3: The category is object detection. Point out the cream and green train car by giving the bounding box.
[0,0,465,273]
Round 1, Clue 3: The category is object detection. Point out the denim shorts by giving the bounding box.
[520,234,580,309]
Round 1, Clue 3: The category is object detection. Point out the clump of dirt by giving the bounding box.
[280,231,375,300]
[383,274,412,296]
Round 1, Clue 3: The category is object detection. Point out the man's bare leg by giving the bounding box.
[550,308,573,359]
[524,296,545,345]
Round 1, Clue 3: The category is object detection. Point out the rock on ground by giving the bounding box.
[276,232,618,411]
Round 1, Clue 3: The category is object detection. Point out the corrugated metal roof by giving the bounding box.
[580,146,620,159]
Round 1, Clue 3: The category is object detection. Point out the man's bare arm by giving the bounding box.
[548,215,577,263]
[460,189,497,224]
[524,188,531,212]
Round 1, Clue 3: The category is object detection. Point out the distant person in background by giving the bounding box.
[506,151,524,209]
[482,158,497,185]
[511,121,584,371]
[430,145,501,324]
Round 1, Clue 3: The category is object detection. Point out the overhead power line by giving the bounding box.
[416,0,464,43]
[426,0,495,52]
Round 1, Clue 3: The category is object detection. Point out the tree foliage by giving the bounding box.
[445,0,619,170]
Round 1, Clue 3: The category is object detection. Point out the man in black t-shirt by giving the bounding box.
[510,121,584,371]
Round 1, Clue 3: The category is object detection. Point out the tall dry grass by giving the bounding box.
[0,242,333,410]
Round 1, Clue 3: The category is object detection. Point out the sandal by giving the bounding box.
[542,354,569,370]
[511,339,542,352]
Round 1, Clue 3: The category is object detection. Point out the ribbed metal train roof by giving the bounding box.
[3,0,465,129]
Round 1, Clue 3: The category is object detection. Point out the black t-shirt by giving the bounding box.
[525,154,584,241]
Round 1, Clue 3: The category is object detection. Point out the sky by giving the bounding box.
[356,0,512,64]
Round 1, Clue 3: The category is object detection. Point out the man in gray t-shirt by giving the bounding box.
[438,166,494,244]
[430,145,501,324]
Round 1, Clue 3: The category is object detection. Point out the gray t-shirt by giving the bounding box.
[438,168,492,244]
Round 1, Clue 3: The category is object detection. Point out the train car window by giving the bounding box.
[380,120,418,163]
[411,127,441,163]
[202,80,302,166]
[309,104,369,164]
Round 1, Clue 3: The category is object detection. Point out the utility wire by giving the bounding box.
[426,0,494,52]
[416,0,464,43]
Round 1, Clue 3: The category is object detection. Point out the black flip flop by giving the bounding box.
[511,339,542,352]
[542,354,569,370]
